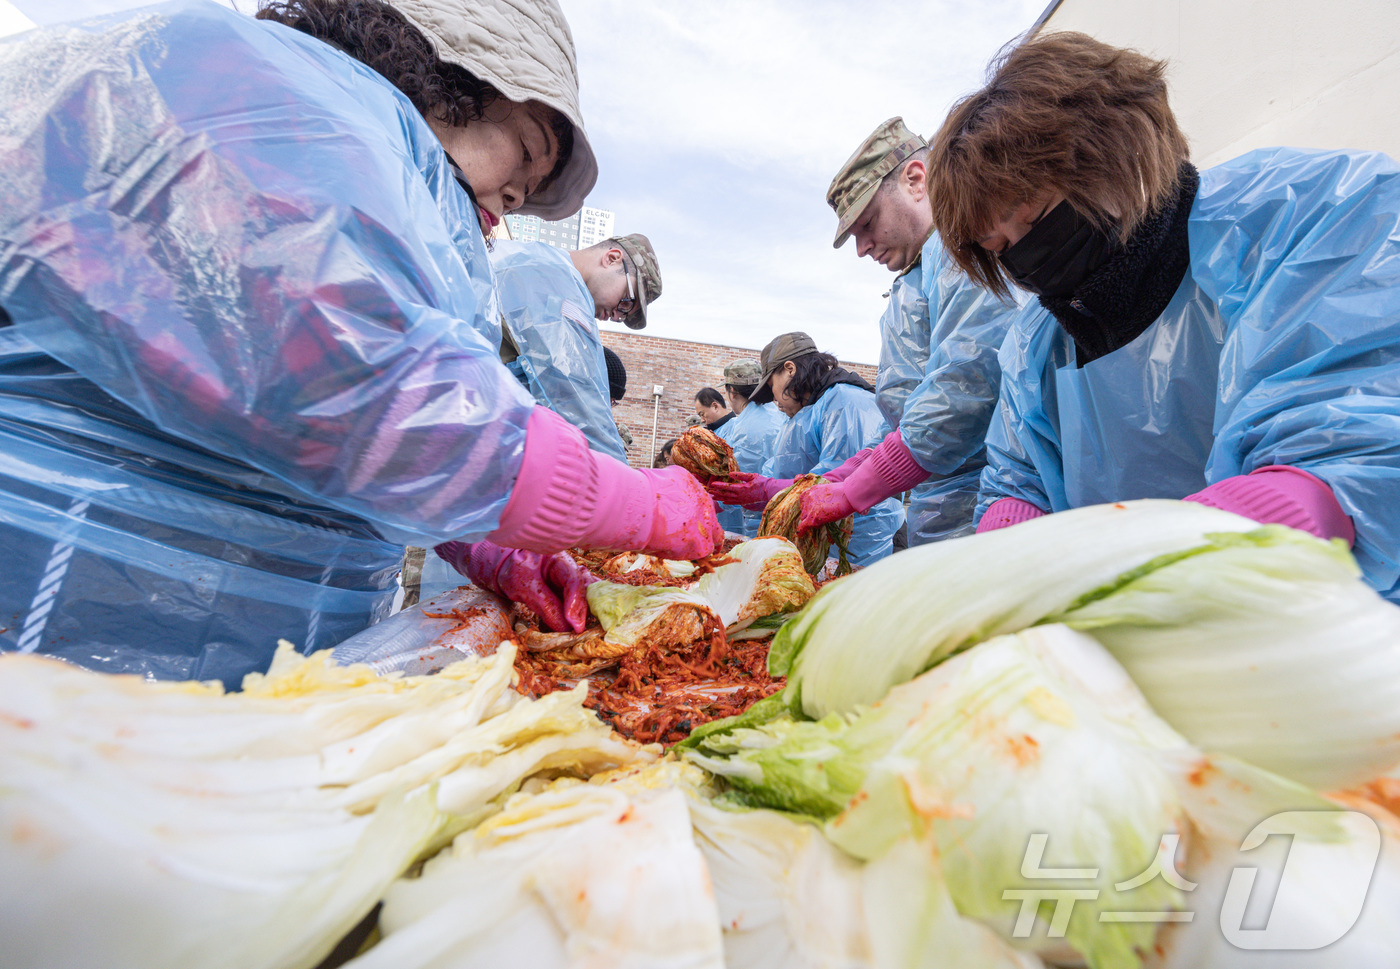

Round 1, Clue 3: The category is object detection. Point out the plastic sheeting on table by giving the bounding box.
[332,586,512,676]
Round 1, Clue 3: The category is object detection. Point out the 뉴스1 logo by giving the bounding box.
[1003,810,1381,951]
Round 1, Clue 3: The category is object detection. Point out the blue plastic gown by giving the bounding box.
[980,148,1400,603]
[490,241,627,462]
[876,236,1021,545]
[762,383,903,567]
[714,488,746,537]
[0,1,538,683]
[715,400,788,537]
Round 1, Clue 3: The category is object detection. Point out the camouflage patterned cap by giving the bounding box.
[827,117,927,249]
[684,414,705,427]
[610,234,662,329]
[723,359,763,387]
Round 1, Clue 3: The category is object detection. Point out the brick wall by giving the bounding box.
[601,331,877,467]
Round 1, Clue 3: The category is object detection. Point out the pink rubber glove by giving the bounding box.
[795,483,858,533]
[976,497,1047,533]
[821,447,875,484]
[797,431,931,532]
[435,540,592,632]
[707,472,792,511]
[489,407,724,560]
[1183,465,1355,545]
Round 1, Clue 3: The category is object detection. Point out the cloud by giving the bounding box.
[572,0,1044,181]
[8,0,1045,360]
[573,0,1047,359]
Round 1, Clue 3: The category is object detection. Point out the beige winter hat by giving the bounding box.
[390,0,598,220]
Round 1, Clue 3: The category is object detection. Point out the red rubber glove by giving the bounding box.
[490,408,724,560]
[435,540,593,632]
[1183,465,1354,545]
[707,472,792,511]
[798,431,931,533]
[976,497,1048,533]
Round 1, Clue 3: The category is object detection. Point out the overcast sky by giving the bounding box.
[3,0,1048,361]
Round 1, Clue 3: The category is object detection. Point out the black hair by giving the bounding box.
[256,0,572,187]
[695,387,726,409]
[782,352,840,409]
[725,383,759,400]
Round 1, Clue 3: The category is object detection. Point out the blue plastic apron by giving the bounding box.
[0,329,401,686]
[1054,281,1229,508]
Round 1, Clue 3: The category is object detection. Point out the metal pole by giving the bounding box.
[649,385,664,465]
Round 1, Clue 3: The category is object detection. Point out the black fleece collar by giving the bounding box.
[1039,163,1201,366]
[811,366,875,404]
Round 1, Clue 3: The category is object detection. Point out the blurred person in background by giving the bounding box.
[930,32,1400,604]
[603,347,633,454]
[491,233,660,461]
[800,117,1022,546]
[709,333,904,566]
[694,387,733,433]
[654,439,678,469]
[713,359,787,537]
[0,0,718,683]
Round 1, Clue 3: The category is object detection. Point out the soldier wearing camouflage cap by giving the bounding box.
[790,118,1024,549]
[488,230,666,463]
[827,117,931,271]
[562,232,662,329]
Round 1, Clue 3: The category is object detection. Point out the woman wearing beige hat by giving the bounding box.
[0,0,719,684]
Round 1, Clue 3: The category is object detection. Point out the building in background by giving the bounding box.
[602,331,877,468]
[504,206,615,252]
[577,207,616,248]
[1031,0,1400,168]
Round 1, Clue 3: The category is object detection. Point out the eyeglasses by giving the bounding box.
[610,254,638,321]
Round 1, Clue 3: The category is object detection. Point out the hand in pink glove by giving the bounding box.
[1183,465,1354,545]
[706,472,791,510]
[632,465,727,559]
[976,497,1047,533]
[798,431,932,533]
[487,408,724,561]
[796,482,858,533]
[435,540,593,632]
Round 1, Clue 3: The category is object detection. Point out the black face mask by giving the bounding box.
[997,201,1120,298]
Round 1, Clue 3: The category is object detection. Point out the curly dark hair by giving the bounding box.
[257,0,573,187]
[783,351,839,410]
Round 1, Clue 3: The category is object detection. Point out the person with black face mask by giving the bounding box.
[926,31,1400,608]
